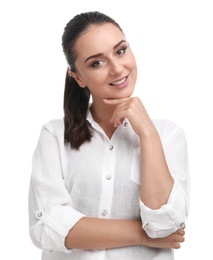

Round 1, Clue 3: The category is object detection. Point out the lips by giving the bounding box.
[110,76,128,86]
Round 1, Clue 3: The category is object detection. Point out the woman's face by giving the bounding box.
[72,23,137,102]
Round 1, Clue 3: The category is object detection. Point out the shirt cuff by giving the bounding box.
[139,182,187,238]
[31,206,85,253]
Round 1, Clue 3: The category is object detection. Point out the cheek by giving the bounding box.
[127,50,137,67]
[87,70,108,85]
[86,76,101,89]
[130,55,137,69]
[84,74,103,93]
[77,73,94,87]
[130,58,137,79]
[126,56,137,75]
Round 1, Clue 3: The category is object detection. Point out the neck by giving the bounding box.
[90,100,115,123]
[90,101,117,139]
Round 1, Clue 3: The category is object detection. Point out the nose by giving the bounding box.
[109,58,123,76]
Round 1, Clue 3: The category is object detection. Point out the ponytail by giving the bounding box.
[62,11,123,149]
[63,69,92,149]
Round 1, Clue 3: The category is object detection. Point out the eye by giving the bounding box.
[90,60,105,68]
[116,46,128,56]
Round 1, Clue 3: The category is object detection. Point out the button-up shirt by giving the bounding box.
[28,110,190,260]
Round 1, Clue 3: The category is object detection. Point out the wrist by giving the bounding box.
[138,126,158,141]
[133,221,148,246]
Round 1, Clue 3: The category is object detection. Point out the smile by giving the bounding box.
[110,76,127,86]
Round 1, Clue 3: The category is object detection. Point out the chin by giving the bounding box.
[121,89,134,98]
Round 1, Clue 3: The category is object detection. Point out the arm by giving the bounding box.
[29,119,186,252]
[65,217,185,250]
[104,97,190,238]
[104,97,173,209]
[139,124,173,209]
[65,218,143,249]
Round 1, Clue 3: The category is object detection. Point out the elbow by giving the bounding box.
[29,223,55,252]
[29,225,44,250]
[142,223,178,239]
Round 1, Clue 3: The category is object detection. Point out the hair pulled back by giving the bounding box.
[62,11,123,149]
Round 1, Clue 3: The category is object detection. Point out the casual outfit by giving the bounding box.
[28,109,190,260]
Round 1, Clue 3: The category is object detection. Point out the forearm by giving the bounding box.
[65,217,145,250]
[139,128,174,209]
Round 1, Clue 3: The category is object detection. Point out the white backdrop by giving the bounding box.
[0,0,212,259]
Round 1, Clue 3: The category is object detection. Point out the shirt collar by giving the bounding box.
[86,104,94,124]
[86,105,129,129]
[86,108,94,124]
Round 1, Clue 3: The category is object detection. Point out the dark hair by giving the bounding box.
[62,11,123,149]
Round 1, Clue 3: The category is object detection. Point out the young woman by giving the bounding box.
[28,11,190,260]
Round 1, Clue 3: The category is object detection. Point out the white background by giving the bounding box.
[0,0,212,259]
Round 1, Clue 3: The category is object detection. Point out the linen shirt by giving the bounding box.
[28,110,190,260]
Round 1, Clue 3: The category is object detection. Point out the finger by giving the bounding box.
[110,104,130,126]
[110,110,125,126]
[103,97,131,105]
[175,232,185,243]
[176,236,185,244]
[109,103,127,124]
[177,228,185,236]
[174,242,181,249]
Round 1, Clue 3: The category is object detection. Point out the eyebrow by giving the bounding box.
[84,40,127,63]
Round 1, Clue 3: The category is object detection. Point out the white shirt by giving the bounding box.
[28,110,190,260]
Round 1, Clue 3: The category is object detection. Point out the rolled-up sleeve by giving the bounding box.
[28,125,85,253]
[139,122,190,238]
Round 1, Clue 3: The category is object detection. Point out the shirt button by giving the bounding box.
[124,121,128,127]
[106,175,111,180]
[180,222,185,228]
[102,210,108,216]
[37,211,42,218]
[109,145,113,150]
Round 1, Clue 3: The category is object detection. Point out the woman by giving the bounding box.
[28,11,190,259]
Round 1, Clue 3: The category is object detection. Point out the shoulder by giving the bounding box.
[152,119,186,143]
[152,118,182,132]
[42,118,64,137]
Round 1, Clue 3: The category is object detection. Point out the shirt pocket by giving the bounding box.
[130,147,141,186]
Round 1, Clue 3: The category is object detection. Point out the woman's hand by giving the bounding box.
[144,228,185,249]
[103,97,155,137]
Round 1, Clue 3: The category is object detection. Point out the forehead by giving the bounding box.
[74,23,125,59]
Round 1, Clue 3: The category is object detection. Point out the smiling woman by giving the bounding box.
[28,11,190,260]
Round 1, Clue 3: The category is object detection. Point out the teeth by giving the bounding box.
[111,77,126,86]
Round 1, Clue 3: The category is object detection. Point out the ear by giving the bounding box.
[69,70,87,88]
